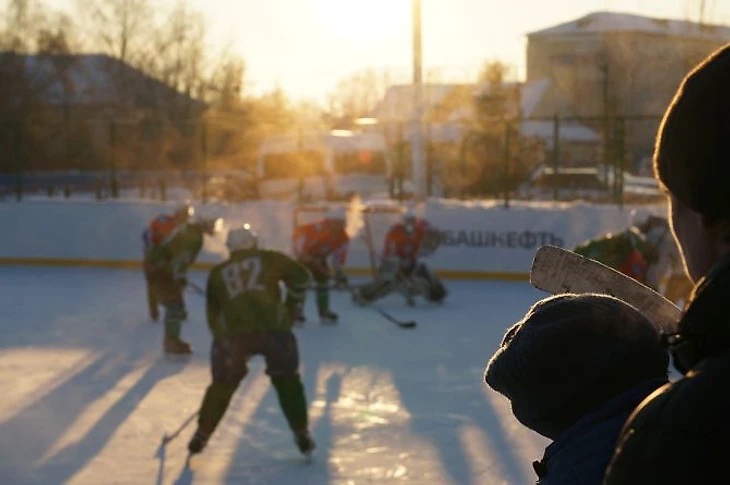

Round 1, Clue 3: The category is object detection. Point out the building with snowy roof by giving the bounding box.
[0,53,205,117]
[371,81,599,168]
[0,53,206,170]
[526,11,730,167]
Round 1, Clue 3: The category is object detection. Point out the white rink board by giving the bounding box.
[0,199,666,276]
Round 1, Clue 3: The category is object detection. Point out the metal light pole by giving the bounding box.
[411,0,426,199]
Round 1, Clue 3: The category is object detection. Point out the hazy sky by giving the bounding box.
[50,0,730,102]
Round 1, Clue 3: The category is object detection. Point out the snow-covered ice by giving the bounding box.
[0,267,549,484]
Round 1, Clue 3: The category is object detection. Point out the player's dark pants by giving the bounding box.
[143,260,186,339]
[197,331,309,438]
[299,258,331,315]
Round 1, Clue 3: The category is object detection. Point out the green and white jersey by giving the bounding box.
[206,249,311,338]
[147,223,204,279]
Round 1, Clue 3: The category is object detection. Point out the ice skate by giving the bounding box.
[293,428,316,457]
[319,311,338,325]
[187,428,210,455]
[164,337,192,356]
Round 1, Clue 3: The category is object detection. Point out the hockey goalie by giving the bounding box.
[353,210,447,306]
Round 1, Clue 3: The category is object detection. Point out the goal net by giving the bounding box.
[292,201,407,277]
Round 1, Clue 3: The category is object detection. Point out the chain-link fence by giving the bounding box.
[1,114,665,205]
[420,115,664,206]
[0,115,258,202]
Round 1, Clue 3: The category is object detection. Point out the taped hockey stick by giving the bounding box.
[530,246,682,333]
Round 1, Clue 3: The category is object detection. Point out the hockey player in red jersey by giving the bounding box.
[292,207,349,325]
[142,205,194,322]
[355,209,447,306]
[383,211,431,276]
[143,205,194,252]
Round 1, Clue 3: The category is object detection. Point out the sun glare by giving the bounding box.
[314,0,409,41]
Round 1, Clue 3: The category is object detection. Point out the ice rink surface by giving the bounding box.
[0,267,549,485]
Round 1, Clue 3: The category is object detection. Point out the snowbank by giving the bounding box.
[0,198,666,278]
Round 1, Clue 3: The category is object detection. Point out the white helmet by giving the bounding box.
[226,224,258,252]
[402,208,416,222]
[630,208,667,235]
[326,206,346,222]
[629,207,653,228]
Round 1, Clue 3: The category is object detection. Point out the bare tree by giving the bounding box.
[325,68,391,127]
[1,0,46,52]
[145,1,205,93]
[76,0,153,66]
[686,0,717,24]
[37,12,80,54]
[477,59,516,87]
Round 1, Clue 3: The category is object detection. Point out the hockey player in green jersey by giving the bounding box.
[187,223,316,457]
[573,221,659,286]
[143,214,219,355]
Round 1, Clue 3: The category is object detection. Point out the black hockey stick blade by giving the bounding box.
[186,281,205,296]
[530,245,682,333]
[346,285,417,328]
[372,306,417,329]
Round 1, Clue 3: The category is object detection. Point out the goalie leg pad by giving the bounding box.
[413,263,447,302]
[357,279,395,303]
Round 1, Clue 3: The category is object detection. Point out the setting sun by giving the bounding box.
[314,0,410,41]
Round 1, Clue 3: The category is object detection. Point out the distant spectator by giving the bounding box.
[604,44,730,484]
[484,294,668,485]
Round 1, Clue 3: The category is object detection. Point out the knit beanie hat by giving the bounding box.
[484,294,668,440]
[654,43,730,218]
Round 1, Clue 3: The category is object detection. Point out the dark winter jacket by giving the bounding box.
[533,379,665,485]
[604,254,730,484]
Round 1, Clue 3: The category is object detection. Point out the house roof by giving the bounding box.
[373,80,548,122]
[0,53,204,110]
[528,11,730,41]
[371,84,459,121]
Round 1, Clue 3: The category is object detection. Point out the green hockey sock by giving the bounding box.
[271,376,308,431]
[165,320,181,340]
[198,382,237,435]
[164,303,186,339]
[316,286,329,315]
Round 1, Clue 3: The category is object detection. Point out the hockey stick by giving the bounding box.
[156,409,200,453]
[370,304,417,329]
[348,286,417,329]
[186,281,205,295]
[530,246,682,333]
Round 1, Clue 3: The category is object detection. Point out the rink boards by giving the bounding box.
[0,199,665,280]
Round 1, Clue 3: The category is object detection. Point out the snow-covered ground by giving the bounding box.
[0,267,549,485]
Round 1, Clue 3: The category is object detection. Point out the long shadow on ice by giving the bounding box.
[346,281,539,484]
[0,267,193,484]
[29,359,187,484]
[0,346,185,484]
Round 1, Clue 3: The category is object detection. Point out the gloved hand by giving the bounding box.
[286,304,305,327]
[334,268,348,290]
